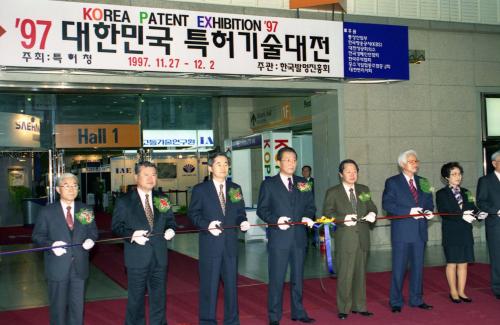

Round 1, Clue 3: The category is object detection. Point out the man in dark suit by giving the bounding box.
[257,147,316,325]
[112,161,177,325]
[323,159,378,320]
[477,150,500,299]
[382,149,434,313]
[32,173,98,325]
[188,152,248,325]
[301,165,314,193]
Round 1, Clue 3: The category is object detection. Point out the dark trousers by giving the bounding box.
[267,246,307,322]
[47,264,85,325]
[486,224,500,295]
[199,251,239,325]
[125,257,167,325]
[335,246,368,314]
[390,241,425,307]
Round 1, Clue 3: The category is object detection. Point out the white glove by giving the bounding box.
[240,221,251,231]
[462,212,476,223]
[477,211,488,220]
[424,210,435,220]
[362,212,377,223]
[52,241,67,256]
[208,220,223,236]
[301,217,315,228]
[164,228,175,240]
[344,214,357,227]
[497,209,500,217]
[82,238,95,250]
[277,216,291,230]
[410,207,424,219]
[131,230,149,245]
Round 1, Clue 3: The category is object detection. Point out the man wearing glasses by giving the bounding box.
[382,150,435,313]
[257,147,316,324]
[33,173,98,325]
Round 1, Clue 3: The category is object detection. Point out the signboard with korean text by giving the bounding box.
[143,129,214,147]
[0,112,41,148]
[343,22,409,80]
[0,0,343,77]
[261,131,292,179]
[55,124,140,148]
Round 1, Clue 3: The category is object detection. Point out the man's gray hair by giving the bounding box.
[492,150,500,161]
[398,149,418,167]
[56,173,79,186]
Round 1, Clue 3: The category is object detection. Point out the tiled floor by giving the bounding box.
[0,236,491,311]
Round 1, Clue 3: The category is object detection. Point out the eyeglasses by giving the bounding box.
[281,159,297,163]
[407,160,420,164]
[59,185,79,190]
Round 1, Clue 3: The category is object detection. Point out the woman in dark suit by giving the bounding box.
[436,162,487,303]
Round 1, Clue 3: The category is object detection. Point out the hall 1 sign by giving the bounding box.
[55,124,140,148]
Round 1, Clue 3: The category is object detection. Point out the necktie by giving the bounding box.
[219,184,226,215]
[452,186,463,209]
[66,206,74,230]
[349,188,357,214]
[287,178,293,192]
[144,194,154,229]
[409,179,418,204]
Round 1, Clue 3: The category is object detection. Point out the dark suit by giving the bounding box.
[257,175,316,322]
[382,173,433,308]
[477,172,500,296]
[323,184,377,314]
[188,180,247,325]
[112,189,176,325]
[436,186,478,263]
[32,201,98,325]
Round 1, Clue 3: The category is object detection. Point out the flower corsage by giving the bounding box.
[419,178,435,194]
[358,192,372,202]
[297,182,313,192]
[75,208,94,225]
[228,187,243,203]
[154,196,172,213]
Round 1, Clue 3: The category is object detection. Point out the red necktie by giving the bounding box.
[66,206,74,230]
[409,179,418,204]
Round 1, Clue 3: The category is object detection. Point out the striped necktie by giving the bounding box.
[409,179,418,204]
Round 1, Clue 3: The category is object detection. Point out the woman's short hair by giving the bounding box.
[440,162,464,179]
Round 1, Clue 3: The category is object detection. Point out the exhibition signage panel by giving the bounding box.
[143,129,214,147]
[0,112,41,148]
[0,0,343,77]
[55,124,140,148]
[0,0,409,79]
[343,22,409,80]
[261,131,292,179]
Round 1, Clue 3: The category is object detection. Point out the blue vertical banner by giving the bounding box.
[344,22,409,80]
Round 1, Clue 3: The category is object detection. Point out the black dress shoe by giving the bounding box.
[338,313,348,320]
[391,306,401,313]
[269,321,279,325]
[291,317,315,323]
[352,311,374,316]
[449,294,462,304]
[459,296,472,303]
[416,303,433,310]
